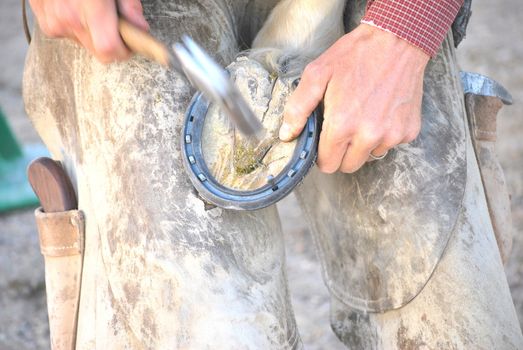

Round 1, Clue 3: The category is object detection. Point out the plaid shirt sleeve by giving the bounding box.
[361,0,465,57]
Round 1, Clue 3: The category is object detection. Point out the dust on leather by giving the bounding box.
[201,57,298,190]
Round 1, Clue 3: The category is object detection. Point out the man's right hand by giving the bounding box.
[29,0,149,63]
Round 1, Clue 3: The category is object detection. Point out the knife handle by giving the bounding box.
[27,157,78,213]
[118,18,171,67]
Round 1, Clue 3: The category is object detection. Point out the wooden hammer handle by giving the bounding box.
[118,18,171,67]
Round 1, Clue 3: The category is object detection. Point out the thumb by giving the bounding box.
[117,0,149,31]
[279,62,331,141]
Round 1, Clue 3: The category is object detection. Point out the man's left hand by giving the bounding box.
[279,23,430,173]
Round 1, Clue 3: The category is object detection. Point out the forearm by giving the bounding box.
[361,0,465,57]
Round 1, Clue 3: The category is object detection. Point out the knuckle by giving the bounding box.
[59,6,75,24]
[116,0,129,11]
[317,161,337,174]
[324,122,349,144]
[358,126,382,146]
[339,161,358,174]
[284,103,301,120]
[341,166,357,174]
[304,61,323,77]
[63,12,83,32]
[381,138,399,149]
[96,54,113,64]
[285,104,310,128]
[287,126,302,139]
[292,124,305,136]
[93,37,123,61]
[133,0,144,12]
[38,21,51,36]
[284,119,304,137]
[308,84,325,100]
[404,129,420,143]
[345,123,359,137]
[409,122,422,141]
[406,113,421,138]
[382,130,404,148]
[94,40,115,56]
[326,111,349,127]
[317,148,340,174]
[125,0,144,13]
[42,19,63,37]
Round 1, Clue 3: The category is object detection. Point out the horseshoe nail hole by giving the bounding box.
[300,151,308,159]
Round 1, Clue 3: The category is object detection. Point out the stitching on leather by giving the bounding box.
[44,244,80,251]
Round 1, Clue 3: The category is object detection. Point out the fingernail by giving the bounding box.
[279,123,293,141]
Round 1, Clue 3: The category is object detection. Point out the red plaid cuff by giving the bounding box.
[362,0,464,57]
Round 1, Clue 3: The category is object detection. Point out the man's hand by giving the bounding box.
[29,0,148,63]
[279,23,430,173]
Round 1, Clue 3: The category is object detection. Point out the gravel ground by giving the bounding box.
[0,0,522,349]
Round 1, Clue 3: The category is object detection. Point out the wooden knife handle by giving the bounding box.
[118,18,171,67]
[27,158,78,213]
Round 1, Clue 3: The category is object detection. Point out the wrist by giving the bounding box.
[354,23,429,71]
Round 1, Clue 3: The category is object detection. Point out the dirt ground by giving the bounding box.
[0,0,522,349]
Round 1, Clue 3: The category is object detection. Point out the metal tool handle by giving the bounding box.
[118,18,171,68]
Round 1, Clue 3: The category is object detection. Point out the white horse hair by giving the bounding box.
[250,0,346,75]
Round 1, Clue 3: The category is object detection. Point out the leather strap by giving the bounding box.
[35,207,83,257]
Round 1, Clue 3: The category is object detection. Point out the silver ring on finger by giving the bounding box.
[369,150,389,160]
